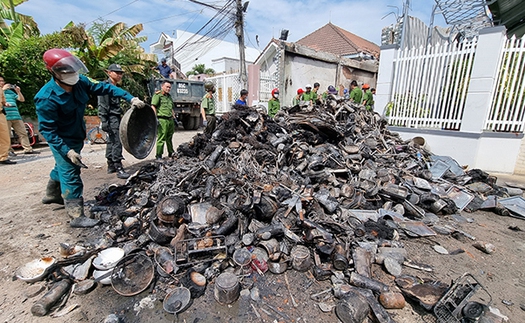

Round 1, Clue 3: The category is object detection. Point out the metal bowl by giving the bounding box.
[163,287,192,314]
[16,257,56,283]
[119,106,157,159]
[93,247,125,270]
[111,253,154,296]
[93,269,112,285]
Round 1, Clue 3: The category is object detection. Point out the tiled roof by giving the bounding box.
[296,23,380,59]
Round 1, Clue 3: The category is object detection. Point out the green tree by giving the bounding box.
[186,63,215,76]
[0,32,73,118]
[0,0,40,50]
[60,21,157,114]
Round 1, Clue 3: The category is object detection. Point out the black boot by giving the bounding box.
[65,198,100,228]
[115,163,130,179]
[42,179,64,205]
[107,160,116,174]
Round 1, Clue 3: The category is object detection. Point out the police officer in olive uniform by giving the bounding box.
[201,82,216,135]
[98,63,129,179]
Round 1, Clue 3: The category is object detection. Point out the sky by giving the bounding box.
[17,0,447,57]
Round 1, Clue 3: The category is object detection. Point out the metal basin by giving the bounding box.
[119,106,157,159]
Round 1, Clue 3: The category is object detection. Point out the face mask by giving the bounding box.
[274,94,279,98]
[60,72,79,85]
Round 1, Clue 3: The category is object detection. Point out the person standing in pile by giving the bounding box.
[349,80,363,105]
[201,82,216,135]
[35,48,145,228]
[151,80,176,160]
[312,82,321,103]
[301,84,317,103]
[235,89,248,106]
[361,83,374,111]
[268,88,280,117]
[98,63,130,179]
[292,88,304,106]
[1,77,37,155]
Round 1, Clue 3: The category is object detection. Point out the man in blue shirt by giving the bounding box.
[235,89,248,106]
[155,58,172,79]
[35,48,145,228]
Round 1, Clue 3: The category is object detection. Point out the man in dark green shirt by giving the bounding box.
[151,81,175,160]
[201,83,216,135]
[349,80,363,104]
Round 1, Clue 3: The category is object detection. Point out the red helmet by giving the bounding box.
[362,83,370,89]
[43,49,88,74]
[297,88,304,95]
[271,88,279,97]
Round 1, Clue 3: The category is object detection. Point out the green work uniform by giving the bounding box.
[349,87,363,104]
[362,90,374,110]
[201,93,216,134]
[151,92,175,158]
[268,98,280,117]
[301,91,317,102]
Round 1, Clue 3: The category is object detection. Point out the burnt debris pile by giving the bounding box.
[22,98,516,322]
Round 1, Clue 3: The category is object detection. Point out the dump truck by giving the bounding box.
[147,78,205,130]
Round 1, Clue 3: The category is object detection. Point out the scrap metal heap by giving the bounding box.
[26,95,515,322]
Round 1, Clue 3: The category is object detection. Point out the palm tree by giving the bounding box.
[186,63,215,76]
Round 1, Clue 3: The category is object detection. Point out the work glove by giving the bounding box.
[67,149,87,168]
[203,120,208,127]
[131,97,145,109]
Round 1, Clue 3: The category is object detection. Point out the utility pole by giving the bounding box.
[400,0,410,49]
[235,0,248,89]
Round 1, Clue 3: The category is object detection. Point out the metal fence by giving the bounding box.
[205,73,242,114]
[259,74,278,103]
[485,35,525,132]
[387,39,477,130]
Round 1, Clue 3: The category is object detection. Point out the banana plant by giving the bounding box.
[61,21,156,78]
[0,0,39,50]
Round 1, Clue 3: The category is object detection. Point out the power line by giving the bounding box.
[88,0,140,24]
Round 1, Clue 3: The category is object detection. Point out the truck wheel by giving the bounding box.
[192,116,200,130]
[182,115,195,130]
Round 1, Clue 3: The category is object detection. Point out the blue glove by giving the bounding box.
[203,120,208,127]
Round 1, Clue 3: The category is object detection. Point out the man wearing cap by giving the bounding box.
[98,63,130,179]
[361,84,374,111]
[301,84,317,103]
[292,88,304,106]
[155,58,172,79]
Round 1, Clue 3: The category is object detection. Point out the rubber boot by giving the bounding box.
[107,160,116,174]
[115,163,130,179]
[65,198,100,228]
[42,179,64,205]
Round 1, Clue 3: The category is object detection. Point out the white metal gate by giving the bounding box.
[387,39,477,130]
[205,74,242,114]
[259,74,278,102]
[485,35,525,132]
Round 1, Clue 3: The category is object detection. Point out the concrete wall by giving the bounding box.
[283,55,337,106]
[390,126,523,173]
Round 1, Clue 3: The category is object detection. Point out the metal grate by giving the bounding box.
[434,0,493,40]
